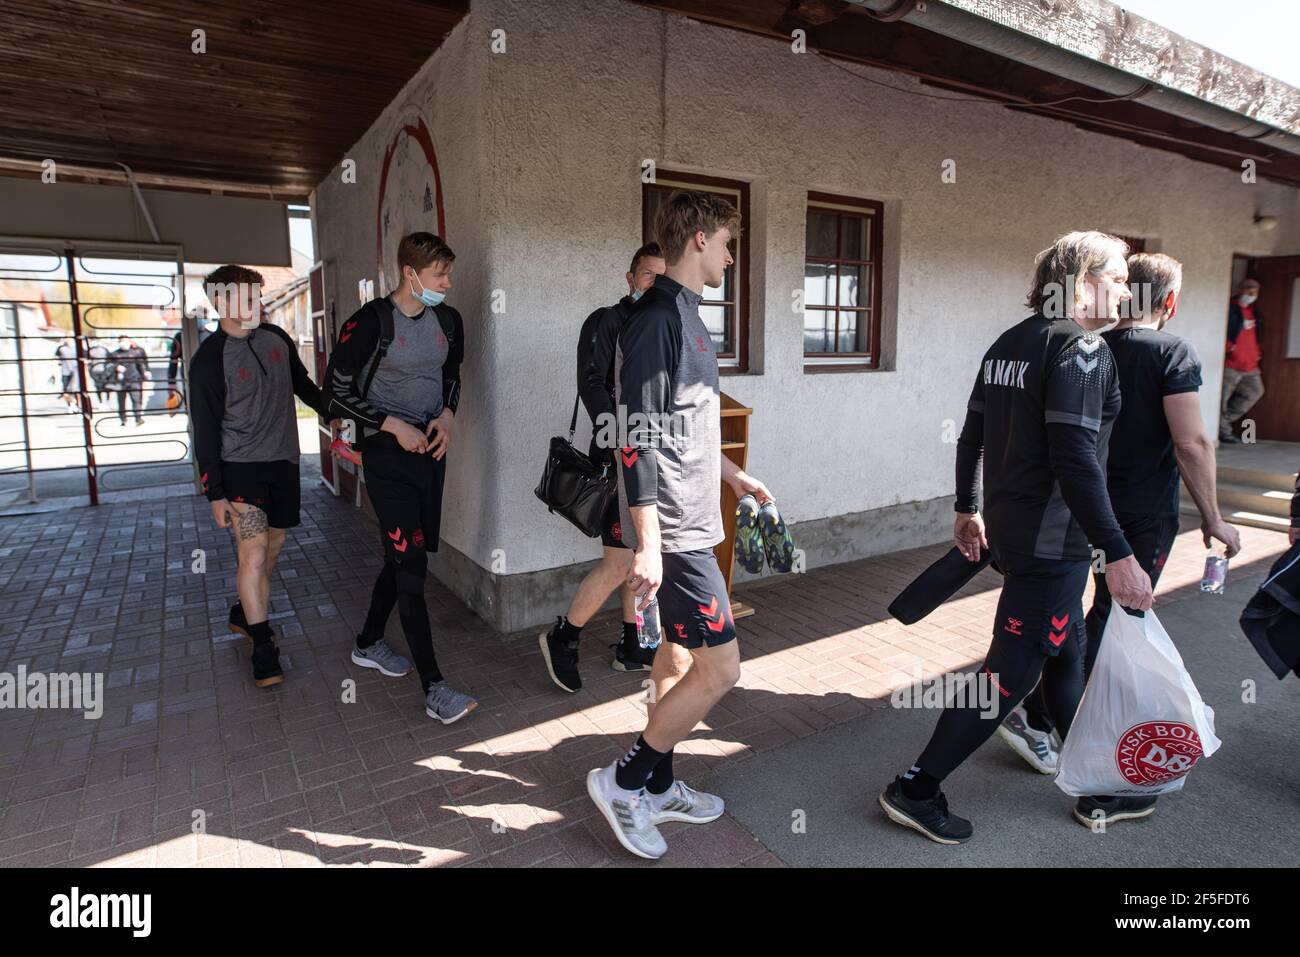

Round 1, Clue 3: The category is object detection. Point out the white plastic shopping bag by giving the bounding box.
[1055,607,1220,797]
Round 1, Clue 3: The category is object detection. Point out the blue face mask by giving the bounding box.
[408,273,445,308]
[630,288,644,302]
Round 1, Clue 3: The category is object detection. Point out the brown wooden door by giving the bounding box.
[1245,256,1300,441]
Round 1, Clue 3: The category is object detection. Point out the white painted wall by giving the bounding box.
[315,0,1300,579]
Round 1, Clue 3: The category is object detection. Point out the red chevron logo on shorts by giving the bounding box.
[340,319,358,343]
[1051,613,1069,630]
[387,527,408,553]
[1048,629,1068,647]
[200,472,208,490]
[699,594,728,632]
[621,446,638,467]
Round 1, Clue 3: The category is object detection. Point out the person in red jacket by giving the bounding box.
[1220,278,1264,444]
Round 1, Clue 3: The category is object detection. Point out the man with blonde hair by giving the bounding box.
[880,231,1152,844]
[1003,251,1240,825]
[585,190,775,859]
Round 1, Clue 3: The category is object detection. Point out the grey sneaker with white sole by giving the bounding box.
[351,638,411,678]
[425,680,477,724]
[647,780,724,825]
[586,763,667,860]
[996,704,1058,774]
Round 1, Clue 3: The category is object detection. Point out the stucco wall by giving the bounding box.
[314,0,1300,590]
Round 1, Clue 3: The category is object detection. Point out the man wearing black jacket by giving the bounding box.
[189,265,333,688]
[108,334,149,426]
[879,231,1153,844]
[540,242,678,692]
[324,232,475,725]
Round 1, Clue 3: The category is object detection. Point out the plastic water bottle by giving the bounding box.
[636,601,660,650]
[1200,550,1228,595]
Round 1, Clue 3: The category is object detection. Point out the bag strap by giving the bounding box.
[434,302,456,354]
[568,393,581,441]
[360,299,394,401]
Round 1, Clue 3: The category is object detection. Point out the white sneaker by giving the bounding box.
[996,704,1059,774]
[586,764,667,860]
[647,780,725,825]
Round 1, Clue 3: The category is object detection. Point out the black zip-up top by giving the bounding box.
[615,274,722,553]
[189,322,326,502]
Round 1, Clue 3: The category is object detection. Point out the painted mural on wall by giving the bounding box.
[376,107,446,296]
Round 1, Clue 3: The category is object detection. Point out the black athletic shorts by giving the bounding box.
[658,548,736,649]
[363,432,447,559]
[222,459,301,529]
[600,495,627,549]
[990,547,1089,657]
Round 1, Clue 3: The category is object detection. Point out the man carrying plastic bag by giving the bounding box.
[1056,607,1221,827]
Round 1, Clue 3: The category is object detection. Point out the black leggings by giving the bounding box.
[915,555,1088,781]
[359,558,443,689]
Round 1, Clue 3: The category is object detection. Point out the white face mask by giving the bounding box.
[1239,292,1258,306]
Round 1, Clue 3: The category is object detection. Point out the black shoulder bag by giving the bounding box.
[534,394,615,538]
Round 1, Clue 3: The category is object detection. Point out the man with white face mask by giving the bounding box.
[1220,278,1265,444]
[324,232,475,725]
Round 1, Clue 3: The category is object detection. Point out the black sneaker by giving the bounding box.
[251,641,284,688]
[878,777,973,845]
[1219,433,1241,444]
[1072,794,1158,828]
[539,618,581,693]
[611,638,655,673]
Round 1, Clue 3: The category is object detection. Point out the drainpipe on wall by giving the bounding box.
[116,162,162,243]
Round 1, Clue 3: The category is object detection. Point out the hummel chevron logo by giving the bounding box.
[1049,612,1069,647]
[387,527,408,553]
[621,446,638,468]
[340,319,358,343]
[698,594,727,632]
[1077,337,1101,354]
[1075,355,1098,373]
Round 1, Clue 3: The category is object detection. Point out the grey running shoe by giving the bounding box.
[647,780,725,825]
[351,638,411,678]
[425,680,477,724]
[995,704,1058,774]
[586,763,667,860]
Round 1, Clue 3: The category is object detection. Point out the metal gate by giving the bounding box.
[0,238,198,508]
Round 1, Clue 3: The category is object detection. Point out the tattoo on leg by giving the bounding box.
[236,506,268,541]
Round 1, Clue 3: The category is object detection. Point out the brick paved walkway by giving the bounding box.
[0,480,1289,867]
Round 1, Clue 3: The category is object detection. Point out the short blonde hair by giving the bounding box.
[654,190,741,265]
[1026,231,1129,316]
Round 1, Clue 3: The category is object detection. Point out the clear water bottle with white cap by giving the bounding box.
[1200,547,1229,595]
